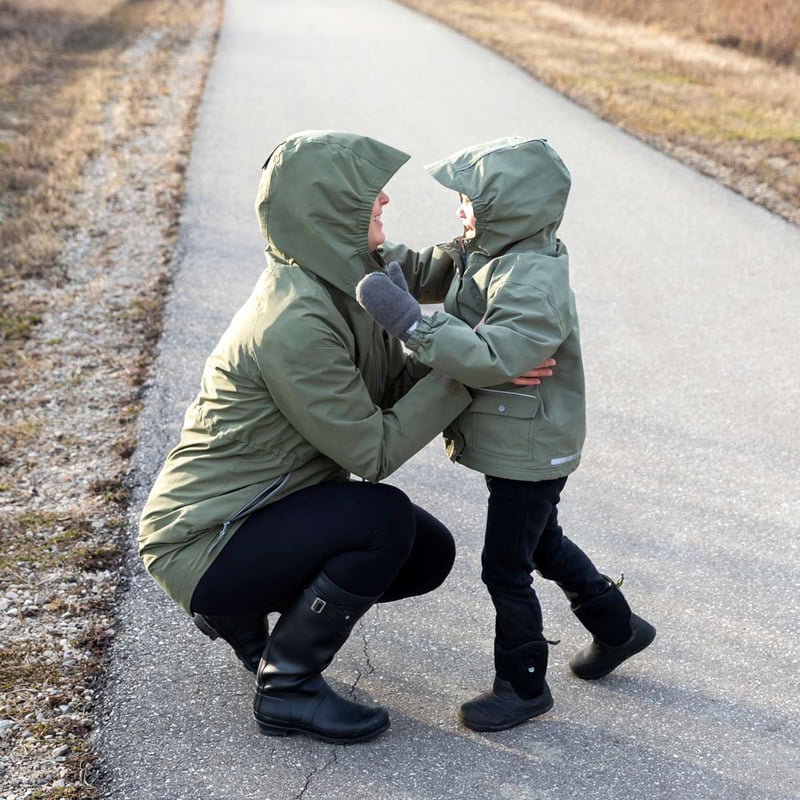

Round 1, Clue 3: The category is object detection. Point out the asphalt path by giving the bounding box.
[96,0,800,797]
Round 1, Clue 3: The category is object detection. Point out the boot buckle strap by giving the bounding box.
[310,597,327,614]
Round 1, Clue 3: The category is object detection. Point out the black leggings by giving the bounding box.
[191,480,456,616]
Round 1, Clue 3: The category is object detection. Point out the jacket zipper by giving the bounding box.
[206,472,292,554]
[447,245,469,461]
[372,346,381,398]
[364,338,383,483]
[454,246,466,320]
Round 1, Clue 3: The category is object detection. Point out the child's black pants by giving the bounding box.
[482,474,609,649]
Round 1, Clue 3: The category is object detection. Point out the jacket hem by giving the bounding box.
[454,454,581,482]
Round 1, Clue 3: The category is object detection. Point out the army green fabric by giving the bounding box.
[389,137,585,481]
[139,131,472,614]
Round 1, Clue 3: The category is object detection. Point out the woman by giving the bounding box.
[138,130,551,744]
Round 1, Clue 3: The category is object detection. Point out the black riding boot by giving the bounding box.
[569,579,656,680]
[253,572,389,744]
[193,612,269,674]
[459,640,554,732]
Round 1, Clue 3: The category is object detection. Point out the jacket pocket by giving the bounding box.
[466,390,540,462]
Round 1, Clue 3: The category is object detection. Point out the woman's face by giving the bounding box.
[368,191,390,251]
[458,194,477,239]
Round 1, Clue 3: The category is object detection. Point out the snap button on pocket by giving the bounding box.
[497,404,507,413]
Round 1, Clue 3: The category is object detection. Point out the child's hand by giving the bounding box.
[511,358,556,386]
[386,260,409,293]
[356,263,422,341]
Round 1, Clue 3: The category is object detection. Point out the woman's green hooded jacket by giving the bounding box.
[138,131,471,614]
[385,137,586,482]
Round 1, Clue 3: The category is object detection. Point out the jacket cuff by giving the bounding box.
[404,314,435,351]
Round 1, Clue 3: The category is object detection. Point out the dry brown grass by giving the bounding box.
[398,0,800,227]
[1,1,121,286]
[0,0,213,415]
[553,0,800,65]
[0,0,210,305]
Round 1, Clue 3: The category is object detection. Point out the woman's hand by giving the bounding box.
[511,358,556,386]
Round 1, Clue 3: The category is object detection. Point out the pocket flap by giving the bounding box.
[469,390,540,419]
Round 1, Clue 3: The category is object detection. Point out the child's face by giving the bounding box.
[457,194,477,239]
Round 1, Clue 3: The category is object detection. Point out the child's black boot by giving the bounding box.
[459,640,553,732]
[569,577,656,680]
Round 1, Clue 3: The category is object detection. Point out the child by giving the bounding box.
[356,136,656,732]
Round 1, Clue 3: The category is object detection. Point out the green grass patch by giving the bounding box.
[88,477,129,505]
[70,543,119,572]
[0,511,94,575]
[0,649,52,693]
[0,311,42,340]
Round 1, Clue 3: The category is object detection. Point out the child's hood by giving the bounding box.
[425,137,571,256]
[255,130,410,295]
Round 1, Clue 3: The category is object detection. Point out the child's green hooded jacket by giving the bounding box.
[138,131,471,614]
[386,137,585,482]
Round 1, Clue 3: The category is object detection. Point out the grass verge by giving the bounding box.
[0,0,222,795]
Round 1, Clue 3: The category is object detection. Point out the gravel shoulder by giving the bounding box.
[0,2,222,796]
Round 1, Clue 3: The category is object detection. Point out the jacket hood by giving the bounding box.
[425,137,571,257]
[255,130,410,294]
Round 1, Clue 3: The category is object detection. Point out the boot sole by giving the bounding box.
[570,619,656,680]
[255,716,390,744]
[460,696,554,732]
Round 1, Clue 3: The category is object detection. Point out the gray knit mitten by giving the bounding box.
[356,262,421,341]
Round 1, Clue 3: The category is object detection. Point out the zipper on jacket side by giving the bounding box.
[372,346,381,398]
[454,244,467,320]
[444,243,469,463]
[206,472,292,554]
[361,346,386,483]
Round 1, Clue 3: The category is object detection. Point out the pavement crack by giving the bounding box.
[294,750,338,800]
[360,620,377,678]
[346,612,378,698]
